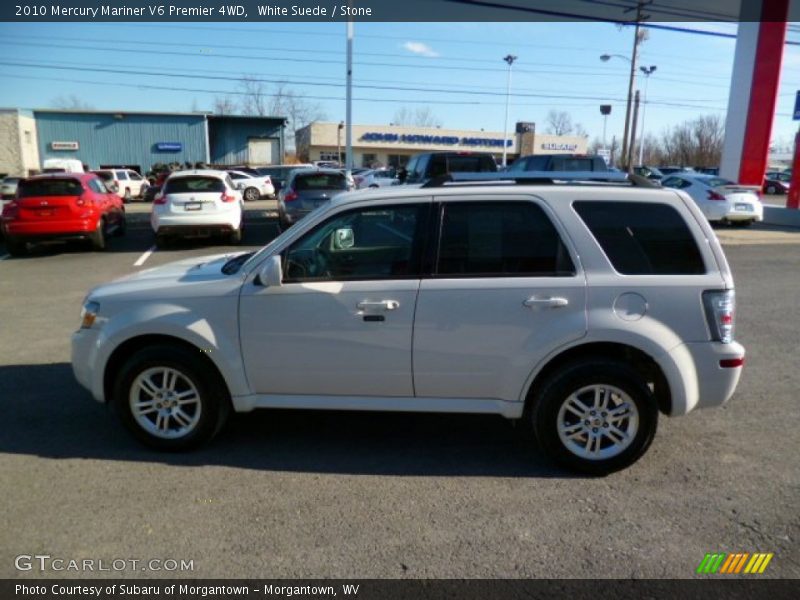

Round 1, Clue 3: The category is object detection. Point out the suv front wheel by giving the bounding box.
[112,344,230,451]
[531,360,658,475]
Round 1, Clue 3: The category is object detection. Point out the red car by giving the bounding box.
[1,173,126,256]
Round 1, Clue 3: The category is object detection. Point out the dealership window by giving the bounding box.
[387,155,410,169]
[362,153,377,168]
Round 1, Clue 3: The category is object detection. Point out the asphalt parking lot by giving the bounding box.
[1,203,799,579]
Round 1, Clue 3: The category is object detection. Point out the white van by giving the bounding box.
[42,158,85,174]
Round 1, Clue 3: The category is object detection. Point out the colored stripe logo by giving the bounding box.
[697,552,774,574]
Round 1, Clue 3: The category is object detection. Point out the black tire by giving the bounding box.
[530,360,658,475]
[114,215,127,237]
[5,238,27,257]
[229,227,242,245]
[766,185,777,195]
[243,187,260,202]
[112,344,231,451]
[90,219,107,251]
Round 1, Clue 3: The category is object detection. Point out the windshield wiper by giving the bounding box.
[222,252,255,275]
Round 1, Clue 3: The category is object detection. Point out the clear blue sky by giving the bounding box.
[0,21,799,147]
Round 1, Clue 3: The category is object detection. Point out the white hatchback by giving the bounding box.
[150,170,243,246]
[227,170,275,201]
[661,173,764,226]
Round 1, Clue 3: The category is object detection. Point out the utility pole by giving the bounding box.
[638,65,657,165]
[629,91,640,171]
[621,0,648,173]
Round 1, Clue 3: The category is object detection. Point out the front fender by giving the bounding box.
[88,300,247,402]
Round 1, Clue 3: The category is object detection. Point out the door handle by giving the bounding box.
[357,300,400,311]
[523,296,569,309]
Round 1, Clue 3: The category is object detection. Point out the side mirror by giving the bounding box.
[257,255,283,287]
[333,227,354,250]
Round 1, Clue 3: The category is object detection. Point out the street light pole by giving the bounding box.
[638,65,657,166]
[337,121,344,166]
[502,54,517,168]
[345,14,354,170]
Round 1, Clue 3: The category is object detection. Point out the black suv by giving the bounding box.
[400,152,497,184]
[507,154,608,173]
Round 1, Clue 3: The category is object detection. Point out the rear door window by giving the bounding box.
[573,201,706,275]
[164,177,225,194]
[436,201,575,277]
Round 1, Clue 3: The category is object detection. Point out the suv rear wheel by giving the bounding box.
[530,360,658,475]
[112,344,230,451]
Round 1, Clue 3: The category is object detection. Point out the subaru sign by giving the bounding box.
[156,142,183,152]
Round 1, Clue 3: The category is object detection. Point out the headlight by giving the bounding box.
[80,301,100,329]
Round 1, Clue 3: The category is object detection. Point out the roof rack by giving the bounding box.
[420,171,658,189]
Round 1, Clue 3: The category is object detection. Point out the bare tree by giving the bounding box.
[544,110,573,136]
[574,122,589,138]
[392,106,443,128]
[239,76,269,117]
[653,115,724,167]
[213,96,237,115]
[267,82,326,151]
[51,95,94,110]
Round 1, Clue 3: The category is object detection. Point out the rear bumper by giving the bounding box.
[151,210,242,234]
[724,204,764,221]
[667,341,745,415]
[2,217,97,238]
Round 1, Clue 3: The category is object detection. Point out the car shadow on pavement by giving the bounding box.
[1,363,574,478]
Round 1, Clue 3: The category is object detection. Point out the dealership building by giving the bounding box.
[296,122,589,168]
[0,109,287,176]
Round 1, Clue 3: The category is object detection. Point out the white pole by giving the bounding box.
[502,55,516,168]
[602,114,608,150]
[345,17,354,170]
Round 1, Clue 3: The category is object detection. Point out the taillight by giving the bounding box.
[703,290,735,343]
[75,194,87,207]
[707,190,726,201]
[284,189,298,202]
[153,192,166,205]
[2,200,18,218]
[221,192,237,203]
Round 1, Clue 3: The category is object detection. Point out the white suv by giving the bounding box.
[72,175,744,474]
[150,170,244,247]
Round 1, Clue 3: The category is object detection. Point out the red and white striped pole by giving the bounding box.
[719,1,789,188]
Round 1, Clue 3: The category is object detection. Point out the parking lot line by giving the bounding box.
[133,245,156,267]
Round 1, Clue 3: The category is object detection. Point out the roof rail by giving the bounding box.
[420,171,659,188]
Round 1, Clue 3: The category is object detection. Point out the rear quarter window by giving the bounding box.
[573,201,706,275]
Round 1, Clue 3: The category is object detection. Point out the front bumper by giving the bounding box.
[71,327,105,403]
